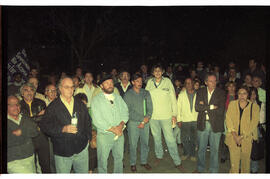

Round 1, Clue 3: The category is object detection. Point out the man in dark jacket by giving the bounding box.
[19,82,50,173]
[8,95,39,173]
[115,70,133,98]
[39,77,92,173]
[194,73,225,173]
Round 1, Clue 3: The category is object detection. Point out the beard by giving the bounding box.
[102,87,114,94]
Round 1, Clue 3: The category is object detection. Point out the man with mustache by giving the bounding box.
[19,83,50,173]
[91,75,129,173]
[123,74,153,172]
[115,70,133,98]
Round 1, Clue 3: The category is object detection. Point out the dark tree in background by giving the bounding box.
[4,6,269,76]
[50,7,117,68]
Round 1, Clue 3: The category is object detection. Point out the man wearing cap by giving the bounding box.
[91,75,129,173]
[39,77,92,173]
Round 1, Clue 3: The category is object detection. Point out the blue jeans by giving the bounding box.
[173,125,181,144]
[197,121,221,173]
[150,119,181,166]
[54,144,89,173]
[181,121,197,157]
[97,133,124,173]
[128,121,150,166]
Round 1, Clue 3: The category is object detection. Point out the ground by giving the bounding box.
[93,132,265,174]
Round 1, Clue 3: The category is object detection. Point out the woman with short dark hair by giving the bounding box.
[225,86,260,173]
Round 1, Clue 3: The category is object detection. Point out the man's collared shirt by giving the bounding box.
[206,87,215,120]
[120,82,131,93]
[258,87,266,103]
[8,114,22,125]
[25,101,33,117]
[85,84,95,107]
[60,95,74,116]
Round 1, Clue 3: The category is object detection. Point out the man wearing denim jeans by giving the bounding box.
[177,78,198,162]
[123,74,153,172]
[40,77,92,173]
[145,64,184,172]
[194,73,225,173]
[91,75,129,173]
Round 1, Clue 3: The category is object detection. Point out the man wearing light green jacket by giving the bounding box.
[145,64,184,172]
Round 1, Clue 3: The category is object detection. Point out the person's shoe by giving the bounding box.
[130,165,137,172]
[175,164,185,172]
[181,155,189,160]
[153,158,162,166]
[140,164,152,170]
[190,156,197,162]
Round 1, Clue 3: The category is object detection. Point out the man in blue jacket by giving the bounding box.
[91,75,129,173]
[40,77,92,173]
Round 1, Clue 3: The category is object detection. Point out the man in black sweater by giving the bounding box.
[40,77,92,173]
[19,82,50,173]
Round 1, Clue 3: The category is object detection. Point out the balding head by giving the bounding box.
[8,96,21,118]
[58,77,74,100]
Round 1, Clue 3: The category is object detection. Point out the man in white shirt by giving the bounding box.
[177,78,198,162]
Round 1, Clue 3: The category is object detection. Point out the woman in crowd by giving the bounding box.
[220,81,237,163]
[225,86,260,173]
[249,87,265,173]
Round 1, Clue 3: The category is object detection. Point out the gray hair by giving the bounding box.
[19,82,36,96]
[57,76,73,94]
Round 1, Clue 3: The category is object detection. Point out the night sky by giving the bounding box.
[3,6,269,75]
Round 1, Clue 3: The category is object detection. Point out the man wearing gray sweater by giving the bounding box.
[123,74,153,172]
[7,96,39,173]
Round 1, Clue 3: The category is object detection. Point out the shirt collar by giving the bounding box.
[207,87,215,95]
[104,93,115,101]
[120,81,130,87]
[8,114,22,125]
[60,95,74,104]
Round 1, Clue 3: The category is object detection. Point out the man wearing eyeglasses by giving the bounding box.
[39,77,92,173]
[7,95,39,173]
[44,84,58,106]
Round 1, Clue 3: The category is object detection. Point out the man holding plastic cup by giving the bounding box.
[91,75,129,173]
[40,77,92,173]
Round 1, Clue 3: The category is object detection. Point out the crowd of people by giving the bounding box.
[7,58,266,173]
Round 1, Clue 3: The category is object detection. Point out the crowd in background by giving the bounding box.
[7,58,266,173]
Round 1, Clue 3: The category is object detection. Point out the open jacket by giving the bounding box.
[225,100,260,146]
[39,96,92,157]
[195,87,226,132]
